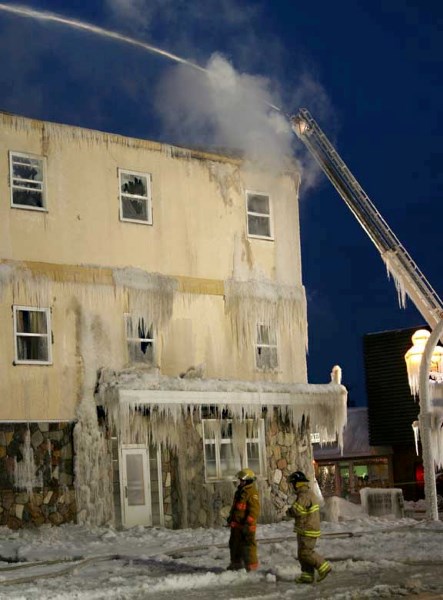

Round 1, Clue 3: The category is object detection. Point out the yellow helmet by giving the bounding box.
[236,468,256,481]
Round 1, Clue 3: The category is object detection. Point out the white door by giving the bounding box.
[121,446,151,528]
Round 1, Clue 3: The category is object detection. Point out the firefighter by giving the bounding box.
[287,470,331,584]
[227,468,260,571]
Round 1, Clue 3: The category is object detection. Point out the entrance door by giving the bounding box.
[121,446,151,528]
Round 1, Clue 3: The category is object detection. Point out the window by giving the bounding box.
[119,169,152,224]
[255,324,278,370]
[125,315,154,363]
[10,152,46,210]
[246,191,273,239]
[202,419,264,481]
[13,306,52,364]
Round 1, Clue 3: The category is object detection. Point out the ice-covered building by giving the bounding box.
[0,111,347,529]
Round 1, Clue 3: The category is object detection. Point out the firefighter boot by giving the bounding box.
[317,561,332,581]
[295,572,314,584]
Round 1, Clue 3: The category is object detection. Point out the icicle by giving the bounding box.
[382,250,408,309]
[224,277,308,352]
[99,368,347,452]
[412,420,420,456]
[113,268,177,333]
[14,428,42,496]
[74,397,114,526]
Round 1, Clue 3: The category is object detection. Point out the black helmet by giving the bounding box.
[288,471,309,485]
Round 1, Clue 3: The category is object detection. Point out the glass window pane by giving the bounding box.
[126,454,146,506]
[12,156,43,183]
[12,189,43,208]
[247,442,261,475]
[122,196,148,220]
[128,340,154,363]
[247,194,269,215]
[257,325,269,345]
[317,465,336,497]
[256,346,278,369]
[204,443,217,478]
[120,173,148,197]
[16,310,48,334]
[17,336,49,361]
[220,443,240,477]
[248,214,270,237]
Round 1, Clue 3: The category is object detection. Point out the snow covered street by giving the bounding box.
[1,514,442,599]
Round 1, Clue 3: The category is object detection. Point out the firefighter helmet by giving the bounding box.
[236,468,256,482]
[288,471,309,485]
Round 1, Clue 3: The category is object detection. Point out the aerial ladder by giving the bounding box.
[291,108,443,331]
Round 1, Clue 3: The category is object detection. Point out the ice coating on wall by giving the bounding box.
[1,263,178,524]
[0,112,196,160]
[73,398,114,526]
[224,278,308,352]
[14,429,42,495]
[113,268,177,334]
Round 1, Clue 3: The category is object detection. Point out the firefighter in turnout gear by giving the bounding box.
[227,468,260,571]
[287,470,331,584]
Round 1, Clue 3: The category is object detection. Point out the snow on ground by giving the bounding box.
[0,504,442,599]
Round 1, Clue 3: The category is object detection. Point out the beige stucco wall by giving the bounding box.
[0,114,302,285]
[0,113,307,422]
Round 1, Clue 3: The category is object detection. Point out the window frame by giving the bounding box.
[13,305,52,365]
[255,323,279,371]
[9,151,47,212]
[202,418,265,482]
[245,190,274,241]
[118,168,153,225]
[124,314,155,364]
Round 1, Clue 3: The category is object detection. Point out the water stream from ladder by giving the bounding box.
[0,3,282,114]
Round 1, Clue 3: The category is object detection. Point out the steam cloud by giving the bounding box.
[155,54,294,170]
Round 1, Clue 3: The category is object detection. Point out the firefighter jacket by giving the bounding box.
[288,483,321,538]
[228,481,260,532]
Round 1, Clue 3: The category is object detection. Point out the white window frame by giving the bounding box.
[125,314,155,364]
[9,151,47,211]
[255,323,279,371]
[202,419,265,482]
[119,168,152,225]
[246,190,273,240]
[13,306,52,365]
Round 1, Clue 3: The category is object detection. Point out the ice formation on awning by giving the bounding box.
[96,368,347,451]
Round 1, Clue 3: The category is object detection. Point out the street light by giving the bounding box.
[405,323,443,520]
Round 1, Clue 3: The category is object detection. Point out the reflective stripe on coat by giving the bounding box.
[289,484,321,538]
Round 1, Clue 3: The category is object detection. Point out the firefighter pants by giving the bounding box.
[229,526,258,570]
[297,534,324,575]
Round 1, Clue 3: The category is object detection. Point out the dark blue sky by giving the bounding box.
[0,0,442,405]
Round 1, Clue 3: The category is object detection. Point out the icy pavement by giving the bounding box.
[0,517,442,599]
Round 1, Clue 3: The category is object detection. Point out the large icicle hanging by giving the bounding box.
[14,428,43,496]
[224,277,307,352]
[98,367,347,452]
[430,413,443,469]
[113,268,177,334]
[382,250,408,309]
[74,397,114,526]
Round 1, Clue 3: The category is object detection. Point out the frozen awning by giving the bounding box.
[97,369,348,450]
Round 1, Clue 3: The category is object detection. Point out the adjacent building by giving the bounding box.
[0,112,347,529]
[313,407,393,502]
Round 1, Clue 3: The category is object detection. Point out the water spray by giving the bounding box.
[0,3,284,115]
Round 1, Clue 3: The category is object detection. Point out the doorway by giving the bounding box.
[120,445,164,528]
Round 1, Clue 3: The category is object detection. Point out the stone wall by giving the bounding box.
[167,411,312,529]
[0,422,76,529]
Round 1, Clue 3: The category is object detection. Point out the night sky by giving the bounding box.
[0,0,442,405]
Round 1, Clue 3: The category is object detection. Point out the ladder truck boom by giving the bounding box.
[291,108,443,330]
